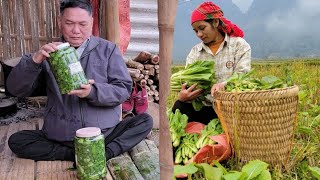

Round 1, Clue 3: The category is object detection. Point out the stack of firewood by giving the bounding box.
[125,51,159,103]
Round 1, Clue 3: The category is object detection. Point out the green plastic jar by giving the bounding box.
[75,127,107,180]
[48,42,88,94]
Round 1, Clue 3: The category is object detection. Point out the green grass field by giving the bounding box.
[168,59,320,179]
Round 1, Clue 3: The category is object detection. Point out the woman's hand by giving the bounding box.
[68,79,95,98]
[211,82,226,97]
[178,83,203,102]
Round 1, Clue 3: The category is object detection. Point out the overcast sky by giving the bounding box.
[232,0,254,12]
[266,0,320,37]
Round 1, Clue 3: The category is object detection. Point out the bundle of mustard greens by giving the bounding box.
[170,60,216,111]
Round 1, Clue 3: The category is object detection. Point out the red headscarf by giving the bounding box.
[191,1,244,38]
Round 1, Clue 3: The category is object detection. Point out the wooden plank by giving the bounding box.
[1,122,19,158]
[36,161,77,180]
[14,0,23,57]
[0,0,3,61]
[0,125,9,157]
[53,0,60,38]
[5,158,34,180]
[15,0,24,56]
[0,158,12,180]
[22,0,31,53]
[45,0,53,43]
[8,0,14,58]
[29,0,39,52]
[1,0,10,60]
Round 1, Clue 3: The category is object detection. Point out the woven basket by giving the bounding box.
[213,85,299,166]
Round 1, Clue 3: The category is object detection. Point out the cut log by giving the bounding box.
[150,85,157,91]
[144,64,155,70]
[132,76,144,82]
[145,85,151,92]
[127,68,141,78]
[153,89,159,97]
[154,65,159,70]
[156,69,160,74]
[154,96,159,101]
[154,74,159,81]
[141,70,150,75]
[144,74,149,80]
[107,153,144,180]
[140,79,147,87]
[125,59,144,70]
[150,55,159,65]
[148,68,155,76]
[148,95,154,102]
[133,51,152,63]
[128,140,160,180]
[147,79,153,85]
[148,91,154,96]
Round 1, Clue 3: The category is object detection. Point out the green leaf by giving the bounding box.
[223,172,247,180]
[254,170,271,180]
[241,160,269,180]
[308,166,320,179]
[195,163,223,180]
[298,126,313,134]
[174,164,198,177]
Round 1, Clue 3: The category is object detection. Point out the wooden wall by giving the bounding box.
[0,0,61,61]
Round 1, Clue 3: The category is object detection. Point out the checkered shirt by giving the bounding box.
[186,34,251,83]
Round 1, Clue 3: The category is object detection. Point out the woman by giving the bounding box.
[172,1,251,125]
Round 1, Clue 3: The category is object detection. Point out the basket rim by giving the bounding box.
[216,85,299,95]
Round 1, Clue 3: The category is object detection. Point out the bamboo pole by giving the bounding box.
[158,0,178,179]
[105,0,120,46]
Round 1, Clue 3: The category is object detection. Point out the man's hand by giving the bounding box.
[211,82,226,97]
[32,42,62,64]
[178,83,203,102]
[68,79,95,98]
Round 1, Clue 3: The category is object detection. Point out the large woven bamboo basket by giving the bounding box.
[213,85,299,166]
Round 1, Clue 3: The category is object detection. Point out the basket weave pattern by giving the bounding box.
[214,86,299,166]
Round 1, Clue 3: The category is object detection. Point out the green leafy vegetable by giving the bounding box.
[308,166,320,179]
[75,134,107,180]
[170,60,216,111]
[225,70,292,92]
[48,46,88,94]
[241,160,269,179]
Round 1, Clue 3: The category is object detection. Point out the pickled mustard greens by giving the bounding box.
[75,135,107,180]
[48,46,88,94]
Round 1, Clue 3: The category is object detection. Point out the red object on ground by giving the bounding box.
[176,122,231,178]
[185,121,206,134]
[192,134,231,164]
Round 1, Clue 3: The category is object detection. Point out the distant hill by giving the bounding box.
[173,0,320,62]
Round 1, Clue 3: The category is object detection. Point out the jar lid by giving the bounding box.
[57,42,70,50]
[76,127,101,138]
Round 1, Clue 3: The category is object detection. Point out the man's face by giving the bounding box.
[58,7,93,47]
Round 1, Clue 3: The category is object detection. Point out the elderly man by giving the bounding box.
[7,0,153,163]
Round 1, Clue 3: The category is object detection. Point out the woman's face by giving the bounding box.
[192,20,221,45]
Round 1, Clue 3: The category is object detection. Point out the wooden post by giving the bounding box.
[158,0,178,179]
[105,0,120,46]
